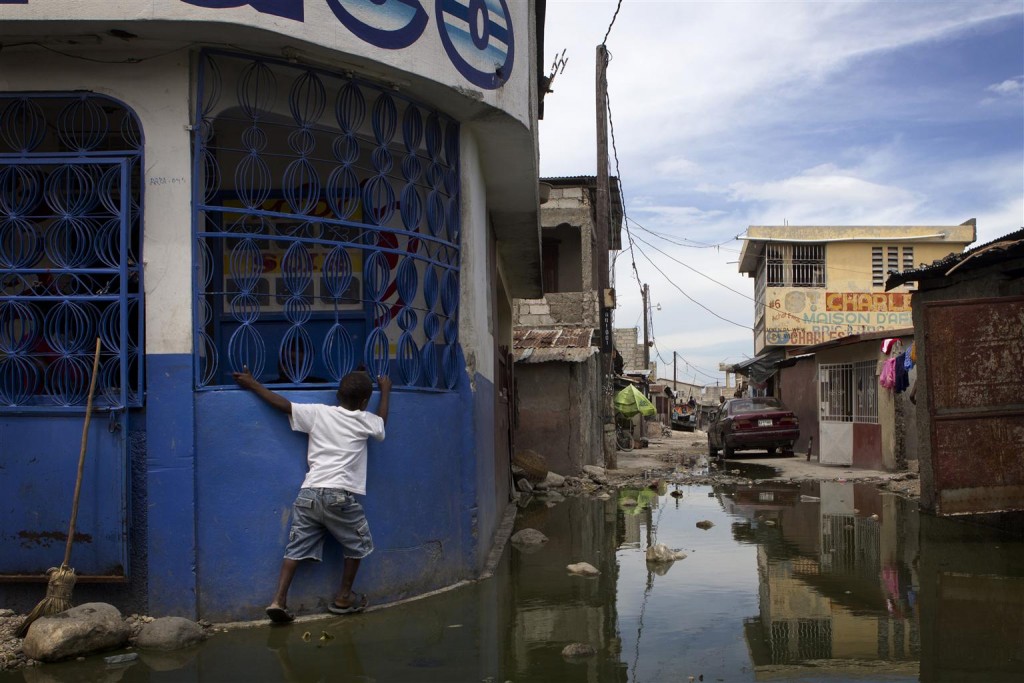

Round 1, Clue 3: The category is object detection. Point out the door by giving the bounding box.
[0,94,143,579]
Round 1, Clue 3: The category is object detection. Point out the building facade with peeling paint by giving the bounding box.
[0,0,546,621]
[738,222,976,355]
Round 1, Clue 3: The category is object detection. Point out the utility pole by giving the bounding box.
[673,351,677,394]
[595,44,614,469]
[642,283,650,370]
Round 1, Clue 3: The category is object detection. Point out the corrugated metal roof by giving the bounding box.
[886,227,1024,289]
[513,327,595,349]
[514,347,598,364]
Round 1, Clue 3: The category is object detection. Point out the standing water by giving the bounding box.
[5,481,1023,682]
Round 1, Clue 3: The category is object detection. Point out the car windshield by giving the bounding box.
[729,398,783,414]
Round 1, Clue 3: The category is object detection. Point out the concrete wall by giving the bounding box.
[512,292,599,328]
[779,358,818,456]
[514,358,601,475]
[0,5,536,616]
[541,186,595,289]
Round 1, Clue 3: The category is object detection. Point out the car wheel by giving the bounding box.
[766,446,778,455]
[724,446,735,458]
[708,435,718,457]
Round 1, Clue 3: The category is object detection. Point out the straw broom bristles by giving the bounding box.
[15,566,76,638]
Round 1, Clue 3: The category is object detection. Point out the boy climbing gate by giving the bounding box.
[233,366,391,623]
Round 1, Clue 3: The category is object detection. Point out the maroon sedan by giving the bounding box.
[707,397,799,458]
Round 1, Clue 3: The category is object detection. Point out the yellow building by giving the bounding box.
[738,222,976,354]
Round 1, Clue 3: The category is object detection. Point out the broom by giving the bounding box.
[17,338,103,638]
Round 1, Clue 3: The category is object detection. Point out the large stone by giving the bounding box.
[645,543,688,563]
[567,562,600,577]
[562,643,596,658]
[22,603,130,662]
[510,529,548,547]
[543,471,566,488]
[582,465,605,479]
[135,617,204,651]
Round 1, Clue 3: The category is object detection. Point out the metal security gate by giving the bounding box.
[925,296,1024,515]
[0,94,143,578]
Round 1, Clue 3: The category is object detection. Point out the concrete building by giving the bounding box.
[0,0,546,621]
[512,176,622,474]
[738,222,976,355]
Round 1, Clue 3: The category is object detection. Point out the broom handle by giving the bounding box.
[62,338,102,568]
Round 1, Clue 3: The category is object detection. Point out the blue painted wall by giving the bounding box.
[193,371,495,621]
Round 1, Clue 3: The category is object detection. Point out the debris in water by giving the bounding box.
[567,562,600,577]
[695,520,714,530]
[302,631,311,642]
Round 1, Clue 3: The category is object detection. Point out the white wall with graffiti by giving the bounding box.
[764,288,913,347]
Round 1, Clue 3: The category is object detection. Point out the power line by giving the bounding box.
[632,239,753,330]
[601,0,625,46]
[633,232,755,302]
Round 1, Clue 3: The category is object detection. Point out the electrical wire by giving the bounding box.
[632,239,753,330]
[601,0,625,46]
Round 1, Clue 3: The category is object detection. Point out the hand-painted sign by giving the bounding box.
[2,1,516,89]
[825,292,911,312]
[764,288,913,346]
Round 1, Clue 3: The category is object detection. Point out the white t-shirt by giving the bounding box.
[289,403,386,495]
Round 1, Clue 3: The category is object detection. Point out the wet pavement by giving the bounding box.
[4,479,1023,682]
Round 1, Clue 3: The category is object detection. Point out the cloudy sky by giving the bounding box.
[539,0,1024,388]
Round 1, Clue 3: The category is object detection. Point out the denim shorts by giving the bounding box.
[284,488,374,561]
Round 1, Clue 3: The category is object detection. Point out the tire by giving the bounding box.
[708,435,718,457]
[767,446,778,455]
[724,446,735,458]
[616,429,633,451]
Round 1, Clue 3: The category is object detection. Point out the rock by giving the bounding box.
[765,520,777,526]
[0,609,14,618]
[645,544,687,563]
[104,652,139,665]
[670,490,683,498]
[561,643,596,658]
[512,449,548,483]
[595,492,611,501]
[582,465,606,481]
[695,520,714,530]
[22,603,130,662]
[515,477,534,493]
[567,562,600,577]
[543,491,565,503]
[543,471,566,488]
[135,617,204,651]
[620,498,638,507]
[510,529,548,547]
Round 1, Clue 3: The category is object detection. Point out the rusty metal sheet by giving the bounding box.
[925,296,1024,515]
[925,296,1024,412]
[513,327,594,349]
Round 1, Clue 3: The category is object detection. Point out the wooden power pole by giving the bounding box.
[596,44,614,469]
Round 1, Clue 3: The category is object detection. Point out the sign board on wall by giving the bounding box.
[764,289,912,346]
[0,0,525,121]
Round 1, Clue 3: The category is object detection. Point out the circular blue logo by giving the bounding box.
[436,0,515,90]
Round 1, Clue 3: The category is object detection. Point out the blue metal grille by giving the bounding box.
[192,51,462,390]
[0,94,144,410]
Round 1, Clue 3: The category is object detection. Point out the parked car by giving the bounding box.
[707,397,799,458]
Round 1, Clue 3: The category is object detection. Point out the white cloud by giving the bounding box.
[986,76,1024,95]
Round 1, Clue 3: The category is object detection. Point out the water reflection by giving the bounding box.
[4,483,1023,682]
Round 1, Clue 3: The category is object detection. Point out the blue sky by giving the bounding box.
[539,0,1024,387]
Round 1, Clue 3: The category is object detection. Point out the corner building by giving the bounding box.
[0,0,544,620]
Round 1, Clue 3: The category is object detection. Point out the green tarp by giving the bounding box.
[614,385,656,418]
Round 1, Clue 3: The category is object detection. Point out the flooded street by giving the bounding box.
[5,480,1023,682]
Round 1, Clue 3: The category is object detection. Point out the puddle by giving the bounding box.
[5,483,1023,682]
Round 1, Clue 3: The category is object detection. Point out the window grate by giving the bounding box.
[0,93,144,411]
[765,243,825,288]
[819,361,878,423]
[192,51,462,391]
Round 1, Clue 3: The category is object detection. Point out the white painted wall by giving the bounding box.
[0,52,195,355]
[0,0,531,128]
[457,127,494,385]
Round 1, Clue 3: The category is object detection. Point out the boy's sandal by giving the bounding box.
[266,605,295,623]
[327,592,368,615]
